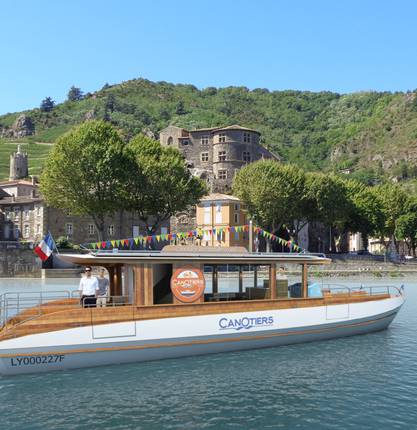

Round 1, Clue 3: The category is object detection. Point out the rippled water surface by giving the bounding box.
[0,277,416,430]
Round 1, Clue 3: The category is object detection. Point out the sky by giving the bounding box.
[1,0,417,114]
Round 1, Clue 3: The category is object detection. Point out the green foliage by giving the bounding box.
[67,86,83,102]
[233,160,306,231]
[55,236,74,249]
[40,121,127,240]
[40,97,55,112]
[124,134,207,232]
[305,173,351,227]
[373,183,408,243]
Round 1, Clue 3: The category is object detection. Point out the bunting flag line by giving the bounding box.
[82,224,304,253]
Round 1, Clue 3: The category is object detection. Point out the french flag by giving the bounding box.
[34,232,55,262]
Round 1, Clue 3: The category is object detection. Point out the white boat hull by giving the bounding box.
[0,295,404,375]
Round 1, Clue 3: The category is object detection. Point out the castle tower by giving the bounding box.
[9,144,29,180]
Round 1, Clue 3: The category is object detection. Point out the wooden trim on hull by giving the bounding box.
[0,294,393,342]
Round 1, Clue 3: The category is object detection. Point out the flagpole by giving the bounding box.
[49,231,60,254]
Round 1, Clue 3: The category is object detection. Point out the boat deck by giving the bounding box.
[0,293,391,342]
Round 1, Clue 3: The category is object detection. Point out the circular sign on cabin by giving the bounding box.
[171,267,206,303]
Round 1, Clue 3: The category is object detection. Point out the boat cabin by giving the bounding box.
[65,246,332,306]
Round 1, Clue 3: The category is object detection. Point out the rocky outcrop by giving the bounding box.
[142,128,156,139]
[0,114,35,138]
[83,110,95,121]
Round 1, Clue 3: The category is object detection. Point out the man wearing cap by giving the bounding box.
[79,266,99,307]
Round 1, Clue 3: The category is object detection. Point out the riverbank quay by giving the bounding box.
[309,254,417,278]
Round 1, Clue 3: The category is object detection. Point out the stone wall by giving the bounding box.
[0,249,41,277]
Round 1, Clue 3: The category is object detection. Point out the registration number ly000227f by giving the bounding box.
[10,354,65,367]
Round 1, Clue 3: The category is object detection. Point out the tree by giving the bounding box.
[344,179,385,250]
[372,183,408,251]
[233,160,306,238]
[304,173,352,251]
[124,134,207,233]
[40,121,127,241]
[175,100,186,115]
[67,86,83,102]
[395,212,417,256]
[40,97,55,112]
[394,196,417,256]
[105,94,116,113]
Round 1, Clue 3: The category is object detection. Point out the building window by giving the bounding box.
[234,203,240,211]
[36,206,41,216]
[218,133,226,143]
[218,170,227,180]
[88,224,95,235]
[215,203,222,223]
[66,223,73,236]
[14,207,20,219]
[108,225,114,236]
[167,136,173,145]
[201,135,209,145]
[218,151,227,162]
[181,140,189,146]
[234,213,239,224]
[66,209,72,216]
[243,151,251,162]
[36,224,41,234]
[203,204,211,224]
[201,152,209,162]
[23,225,30,238]
[243,132,251,143]
[24,208,29,219]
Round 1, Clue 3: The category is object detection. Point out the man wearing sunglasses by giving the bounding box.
[79,266,99,307]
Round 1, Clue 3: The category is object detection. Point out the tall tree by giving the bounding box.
[372,183,408,251]
[304,173,352,251]
[124,134,207,233]
[67,86,83,101]
[40,97,55,112]
[395,196,417,256]
[233,160,306,238]
[40,121,127,241]
[343,179,385,250]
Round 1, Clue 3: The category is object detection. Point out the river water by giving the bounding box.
[0,277,416,430]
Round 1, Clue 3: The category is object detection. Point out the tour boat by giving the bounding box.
[0,246,405,375]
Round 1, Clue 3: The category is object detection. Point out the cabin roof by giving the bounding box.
[59,250,331,266]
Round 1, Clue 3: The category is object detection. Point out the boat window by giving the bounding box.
[273,263,319,299]
[203,264,271,302]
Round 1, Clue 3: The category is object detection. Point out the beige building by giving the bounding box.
[196,193,250,248]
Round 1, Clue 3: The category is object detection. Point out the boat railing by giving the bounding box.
[0,290,73,328]
[0,290,133,330]
[321,284,404,298]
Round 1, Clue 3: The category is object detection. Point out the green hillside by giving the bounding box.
[2,78,417,182]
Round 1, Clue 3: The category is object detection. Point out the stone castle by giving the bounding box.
[159,124,279,193]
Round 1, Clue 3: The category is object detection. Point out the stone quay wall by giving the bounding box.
[0,249,41,277]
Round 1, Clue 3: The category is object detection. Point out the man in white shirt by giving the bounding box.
[79,266,99,307]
